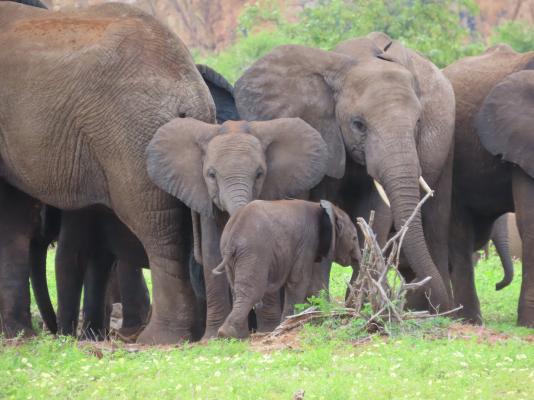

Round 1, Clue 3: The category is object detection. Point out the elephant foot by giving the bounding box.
[518,308,534,328]
[456,308,483,325]
[136,314,194,345]
[256,319,280,333]
[0,320,35,339]
[517,317,534,328]
[217,321,249,339]
[114,325,144,343]
[201,326,220,341]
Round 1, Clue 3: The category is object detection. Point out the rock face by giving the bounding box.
[38,0,534,52]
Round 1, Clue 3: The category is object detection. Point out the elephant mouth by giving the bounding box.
[350,146,365,165]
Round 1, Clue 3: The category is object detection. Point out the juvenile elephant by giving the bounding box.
[235,32,455,312]
[0,3,215,343]
[444,45,534,326]
[213,199,361,339]
[147,118,329,338]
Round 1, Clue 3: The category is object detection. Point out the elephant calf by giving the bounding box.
[213,199,361,339]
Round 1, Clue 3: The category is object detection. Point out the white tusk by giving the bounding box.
[373,180,390,207]
[418,176,434,196]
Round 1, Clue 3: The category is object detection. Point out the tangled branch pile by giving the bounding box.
[271,190,460,338]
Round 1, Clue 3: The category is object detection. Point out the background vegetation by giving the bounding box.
[197,0,534,82]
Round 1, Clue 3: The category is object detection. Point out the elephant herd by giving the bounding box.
[0,1,532,344]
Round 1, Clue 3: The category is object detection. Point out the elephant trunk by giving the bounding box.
[221,179,253,215]
[371,135,451,311]
[491,216,514,291]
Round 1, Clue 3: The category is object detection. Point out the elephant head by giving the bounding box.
[318,200,361,268]
[475,69,534,178]
[235,32,451,309]
[146,118,328,216]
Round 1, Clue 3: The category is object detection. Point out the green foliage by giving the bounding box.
[490,21,534,53]
[197,0,487,82]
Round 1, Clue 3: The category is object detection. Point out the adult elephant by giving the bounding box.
[0,2,216,343]
[51,64,240,340]
[234,32,455,311]
[444,45,534,326]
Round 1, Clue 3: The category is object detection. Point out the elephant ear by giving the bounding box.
[365,32,421,96]
[196,64,239,123]
[317,200,336,261]
[249,118,329,200]
[235,45,354,179]
[146,118,219,217]
[475,70,534,178]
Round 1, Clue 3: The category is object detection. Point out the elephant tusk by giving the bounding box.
[418,176,434,196]
[373,180,390,207]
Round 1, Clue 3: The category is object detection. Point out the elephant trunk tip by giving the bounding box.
[212,253,230,275]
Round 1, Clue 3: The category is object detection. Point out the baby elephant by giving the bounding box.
[213,199,361,339]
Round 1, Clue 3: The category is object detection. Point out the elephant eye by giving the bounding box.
[351,117,367,133]
[207,168,216,180]
[255,168,263,180]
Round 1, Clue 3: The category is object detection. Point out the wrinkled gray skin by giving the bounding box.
[146,118,329,339]
[214,199,361,339]
[48,65,240,341]
[235,32,455,313]
[0,3,215,343]
[444,46,534,326]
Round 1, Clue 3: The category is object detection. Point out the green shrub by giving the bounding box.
[490,21,534,52]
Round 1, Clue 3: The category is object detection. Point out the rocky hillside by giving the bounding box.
[38,0,534,52]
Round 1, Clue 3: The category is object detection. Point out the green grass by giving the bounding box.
[3,250,533,399]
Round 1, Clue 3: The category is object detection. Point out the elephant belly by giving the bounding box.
[0,135,110,209]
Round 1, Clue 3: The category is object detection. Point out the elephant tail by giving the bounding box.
[30,238,57,334]
[212,254,230,276]
[30,205,60,334]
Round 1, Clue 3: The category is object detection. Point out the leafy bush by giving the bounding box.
[490,20,534,53]
[197,0,486,82]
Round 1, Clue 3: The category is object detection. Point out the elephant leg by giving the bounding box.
[512,169,534,327]
[117,261,150,335]
[200,215,232,340]
[0,183,39,337]
[131,201,198,345]
[218,259,268,339]
[55,211,93,336]
[81,249,114,341]
[449,207,482,324]
[255,290,282,332]
[283,271,312,321]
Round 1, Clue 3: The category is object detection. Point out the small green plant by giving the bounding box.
[490,21,534,52]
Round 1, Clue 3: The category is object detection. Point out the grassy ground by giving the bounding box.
[1,251,533,399]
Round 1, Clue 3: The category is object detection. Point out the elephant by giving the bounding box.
[45,64,240,341]
[234,32,456,312]
[443,45,534,326]
[213,199,361,339]
[0,2,216,343]
[53,206,150,340]
[146,117,329,338]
